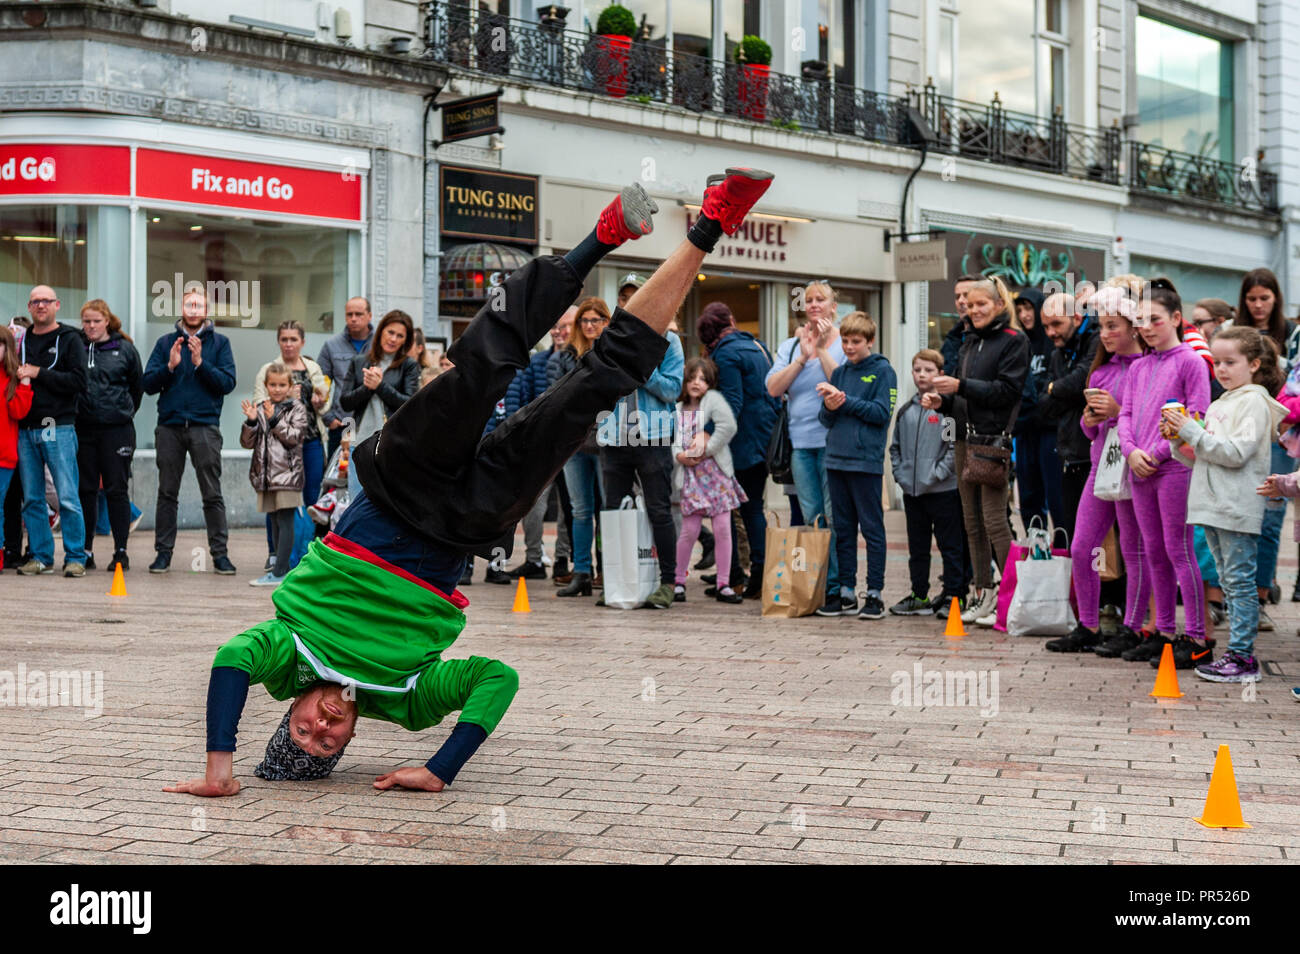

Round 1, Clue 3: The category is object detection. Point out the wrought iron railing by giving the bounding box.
[910,82,1121,185]
[420,1,1278,215]
[1127,142,1277,214]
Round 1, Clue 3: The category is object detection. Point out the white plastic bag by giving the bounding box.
[1092,428,1131,501]
[599,495,658,609]
[1006,553,1076,636]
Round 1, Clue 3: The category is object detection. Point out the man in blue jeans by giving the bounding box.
[16,285,88,577]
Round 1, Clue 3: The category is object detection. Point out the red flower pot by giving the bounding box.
[737,62,770,122]
[597,34,633,98]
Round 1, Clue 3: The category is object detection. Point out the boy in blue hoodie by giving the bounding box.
[814,312,897,619]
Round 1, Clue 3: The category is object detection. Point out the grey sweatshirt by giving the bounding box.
[889,393,957,496]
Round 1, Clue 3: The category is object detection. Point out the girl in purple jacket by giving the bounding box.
[1048,287,1150,654]
[1117,280,1212,665]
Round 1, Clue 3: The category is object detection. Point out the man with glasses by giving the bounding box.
[318,296,374,463]
[141,288,238,575]
[15,286,88,576]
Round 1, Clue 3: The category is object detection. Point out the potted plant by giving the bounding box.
[594,4,636,97]
[735,35,772,121]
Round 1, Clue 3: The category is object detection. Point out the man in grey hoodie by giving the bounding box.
[888,348,965,617]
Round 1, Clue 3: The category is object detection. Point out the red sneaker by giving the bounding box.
[700,167,774,235]
[595,182,658,245]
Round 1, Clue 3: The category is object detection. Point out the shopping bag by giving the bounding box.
[1098,524,1122,582]
[599,495,658,609]
[1093,428,1131,501]
[1006,552,1077,636]
[761,512,831,618]
[995,522,1074,632]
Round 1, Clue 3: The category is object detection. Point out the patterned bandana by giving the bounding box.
[254,706,347,781]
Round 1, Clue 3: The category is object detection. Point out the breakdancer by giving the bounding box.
[164,167,774,796]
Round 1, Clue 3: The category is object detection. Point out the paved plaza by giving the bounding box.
[3,511,1299,865]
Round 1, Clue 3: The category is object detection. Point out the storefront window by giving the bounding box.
[723,0,763,61]
[1128,256,1241,310]
[673,0,710,58]
[140,209,354,449]
[1135,15,1234,161]
[0,205,88,316]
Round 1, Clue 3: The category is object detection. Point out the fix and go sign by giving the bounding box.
[0,144,131,196]
[136,148,362,220]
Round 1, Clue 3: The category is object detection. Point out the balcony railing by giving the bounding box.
[421,1,1278,216]
[1128,141,1277,215]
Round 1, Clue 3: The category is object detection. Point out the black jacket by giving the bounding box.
[940,314,1030,437]
[79,331,143,426]
[1040,318,1100,467]
[1013,290,1053,434]
[708,329,779,471]
[339,352,419,420]
[18,321,87,429]
[940,318,970,377]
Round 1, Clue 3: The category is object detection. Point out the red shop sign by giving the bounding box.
[0,144,131,196]
[136,148,362,221]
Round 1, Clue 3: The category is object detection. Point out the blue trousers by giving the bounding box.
[1015,428,1064,534]
[18,425,85,566]
[1205,526,1259,656]
[827,469,886,594]
[790,446,838,594]
[1257,441,1294,589]
[563,450,604,574]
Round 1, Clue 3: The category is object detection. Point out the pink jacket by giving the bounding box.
[1274,472,1300,541]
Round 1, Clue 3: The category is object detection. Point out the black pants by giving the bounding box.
[727,461,770,582]
[154,423,229,557]
[325,425,343,468]
[904,490,966,600]
[3,464,23,559]
[602,444,676,584]
[270,506,296,577]
[1059,461,1090,542]
[77,421,135,555]
[355,256,669,558]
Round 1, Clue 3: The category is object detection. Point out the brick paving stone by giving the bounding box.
[4,521,1299,864]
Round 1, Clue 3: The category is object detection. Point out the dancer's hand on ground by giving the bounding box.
[1127,448,1157,479]
[163,776,241,797]
[373,766,446,792]
[1258,476,1281,497]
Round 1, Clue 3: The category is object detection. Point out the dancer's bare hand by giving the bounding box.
[163,776,240,797]
[373,766,445,792]
[1128,449,1157,479]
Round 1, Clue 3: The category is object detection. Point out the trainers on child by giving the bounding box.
[1151,635,1216,670]
[934,596,964,620]
[1121,631,1169,662]
[1045,624,1100,653]
[250,571,286,587]
[858,596,885,620]
[1258,604,1275,632]
[1094,625,1143,658]
[890,593,934,616]
[1195,650,1261,683]
[961,589,995,623]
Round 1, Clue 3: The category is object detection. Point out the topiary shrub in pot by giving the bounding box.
[594,4,636,97]
[735,35,772,122]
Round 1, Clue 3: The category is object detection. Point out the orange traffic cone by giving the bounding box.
[1194,744,1251,829]
[512,577,531,613]
[1149,643,1183,698]
[943,597,966,637]
[107,564,127,597]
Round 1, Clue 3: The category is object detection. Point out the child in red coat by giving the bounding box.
[0,325,35,570]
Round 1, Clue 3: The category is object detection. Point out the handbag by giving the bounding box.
[765,341,797,484]
[961,430,1014,487]
[1093,428,1131,501]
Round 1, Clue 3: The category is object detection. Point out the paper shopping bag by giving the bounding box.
[1006,554,1077,636]
[761,513,831,618]
[599,495,658,609]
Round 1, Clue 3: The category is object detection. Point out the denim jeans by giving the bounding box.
[1204,525,1259,657]
[0,466,12,553]
[18,425,86,566]
[564,450,604,574]
[1257,441,1293,589]
[790,445,838,595]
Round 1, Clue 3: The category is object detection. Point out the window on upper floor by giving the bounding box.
[1135,14,1234,162]
[799,0,858,85]
[950,0,1068,118]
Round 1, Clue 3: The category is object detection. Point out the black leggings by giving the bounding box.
[270,507,295,577]
[354,256,670,559]
[76,421,136,554]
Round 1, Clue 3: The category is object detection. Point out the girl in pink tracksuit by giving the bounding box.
[1050,287,1150,654]
[1117,280,1211,664]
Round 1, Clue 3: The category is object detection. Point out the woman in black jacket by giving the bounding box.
[339,310,419,500]
[924,276,1029,625]
[1012,287,1062,533]
[77,299,143,571]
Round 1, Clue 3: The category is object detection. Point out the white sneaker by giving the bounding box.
[975,611,997,628]
[962,589,995,623]
[541,551,553,567]
[250,571,286,587]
